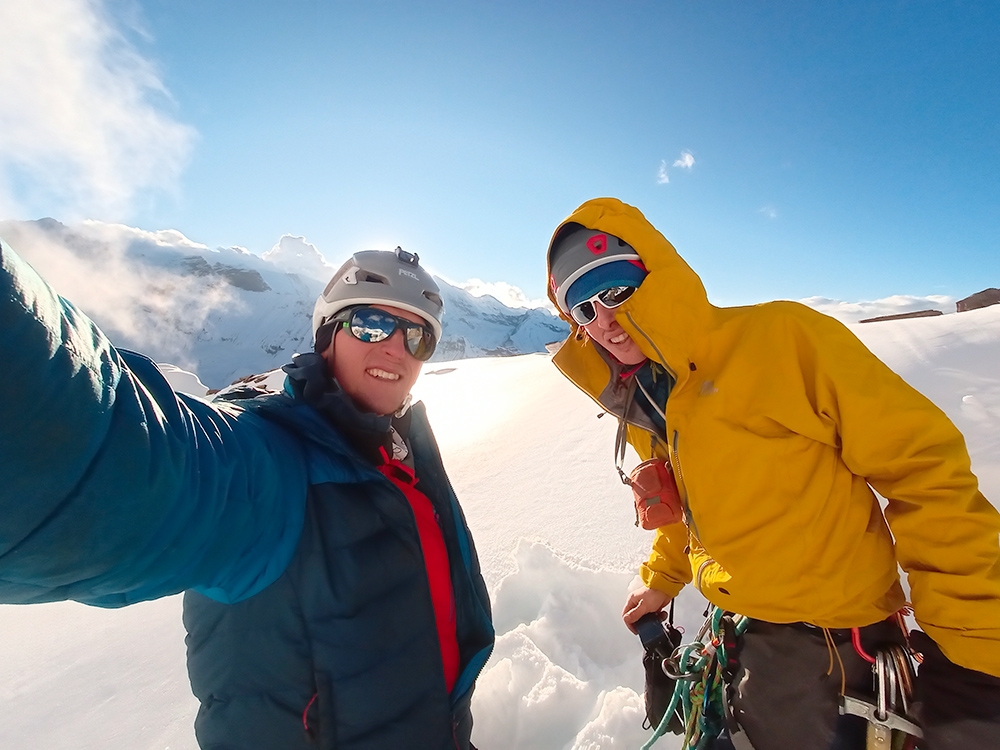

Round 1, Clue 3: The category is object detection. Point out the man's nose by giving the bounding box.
[593,302,618,329]
[381,328,409,357]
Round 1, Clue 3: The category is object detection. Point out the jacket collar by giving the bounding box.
[278,352,394,464]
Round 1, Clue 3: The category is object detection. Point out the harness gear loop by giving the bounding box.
[852,626,878,665]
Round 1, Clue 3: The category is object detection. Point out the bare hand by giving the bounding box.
[622,587,673,633]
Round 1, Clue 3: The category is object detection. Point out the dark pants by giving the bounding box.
[724,620,1000,750]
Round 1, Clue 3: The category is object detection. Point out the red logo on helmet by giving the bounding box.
[586,234,607,254]
[549,275,558,294]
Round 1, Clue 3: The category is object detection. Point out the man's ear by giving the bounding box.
[318,330,337,375]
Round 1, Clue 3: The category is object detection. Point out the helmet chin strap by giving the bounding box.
[394,393,412,418]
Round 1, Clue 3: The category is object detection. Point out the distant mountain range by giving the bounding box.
[0,219,569,388]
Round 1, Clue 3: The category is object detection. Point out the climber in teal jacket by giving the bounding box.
[0,238,494,749]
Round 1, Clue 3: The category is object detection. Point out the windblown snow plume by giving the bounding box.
[0,0,194,220]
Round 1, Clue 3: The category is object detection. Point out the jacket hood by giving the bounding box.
[546,197,718,386]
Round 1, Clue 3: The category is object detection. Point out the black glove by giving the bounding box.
[642,649,685,734]
[911,629,1000,747]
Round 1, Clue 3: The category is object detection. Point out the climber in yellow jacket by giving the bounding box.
[546,197,1000,750]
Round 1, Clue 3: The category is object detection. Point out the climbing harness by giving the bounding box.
[641,605,749,750]
[640,608,924,750]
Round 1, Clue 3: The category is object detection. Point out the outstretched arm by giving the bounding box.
[0,238,306,607]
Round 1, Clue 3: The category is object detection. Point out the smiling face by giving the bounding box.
[321,304,425,415]
[581,299,647,365]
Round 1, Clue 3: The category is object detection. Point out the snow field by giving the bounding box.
[1,304,998,749]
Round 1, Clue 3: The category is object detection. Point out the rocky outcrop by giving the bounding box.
[859,310,943,323]
[956,288,1000,313]
[181,256,271,292]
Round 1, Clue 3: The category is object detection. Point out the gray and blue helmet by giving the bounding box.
[312,247,444,345]
[548,226,647,316]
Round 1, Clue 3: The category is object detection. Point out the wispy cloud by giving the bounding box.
[0,0,195,221]
[799,294,955,324]
[454,278,555,311]
[657,151,695,185]
[759,205,778,219]
[656,160,670,184]
[673,151,695,169]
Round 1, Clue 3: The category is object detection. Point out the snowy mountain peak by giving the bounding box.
[261,234,335,281]
[0,218,570,388]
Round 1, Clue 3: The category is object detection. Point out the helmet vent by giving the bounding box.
[359,271,388,285]
[424,291,443,308]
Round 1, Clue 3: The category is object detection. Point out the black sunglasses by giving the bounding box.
[569,285,637,325]
[334,306,437,361]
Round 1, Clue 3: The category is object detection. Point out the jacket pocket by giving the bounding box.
[695,557,733,598]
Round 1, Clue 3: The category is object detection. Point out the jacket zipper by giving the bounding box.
[416,434,495,709]
[619,312,716,594]
[672,431,716,593]
[623,311,678,382]
[671,430,700,539]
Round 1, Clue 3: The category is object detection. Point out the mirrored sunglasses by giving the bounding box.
[569,285,637,325]
[334,306,437,361]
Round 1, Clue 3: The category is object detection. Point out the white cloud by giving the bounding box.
[759,205,778,219]
[0,0,195,221]
[658,151,694,184]
[673,150,695,169]
[656,160,669,184]
[798,294,955,324]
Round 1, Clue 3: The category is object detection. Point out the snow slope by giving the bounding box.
[1,306,998,750]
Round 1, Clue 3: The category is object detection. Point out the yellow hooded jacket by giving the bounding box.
[547,197,1000,677]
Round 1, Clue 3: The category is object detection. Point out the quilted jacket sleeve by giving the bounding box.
[0,238,307,607]
[640,523,693,599]
[806,310,1000,677]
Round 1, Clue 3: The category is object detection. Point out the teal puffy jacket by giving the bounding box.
[0,239,494,749]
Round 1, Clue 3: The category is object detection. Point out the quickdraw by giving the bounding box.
[642,606,749,750]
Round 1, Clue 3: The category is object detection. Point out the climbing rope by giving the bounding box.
[641,606,749,750]
[641,605,923,749]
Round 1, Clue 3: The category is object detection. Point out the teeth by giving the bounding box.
[367,368,400,381]
[610,332,630,344]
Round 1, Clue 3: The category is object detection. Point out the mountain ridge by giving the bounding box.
[0,218,569,388]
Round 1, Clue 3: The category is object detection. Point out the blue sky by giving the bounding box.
[2,0,998,307]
